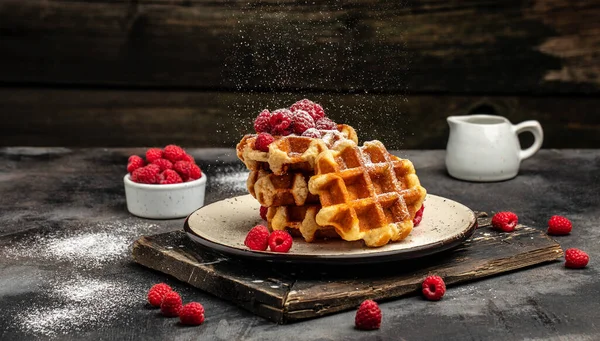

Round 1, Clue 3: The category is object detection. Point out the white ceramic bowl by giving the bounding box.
[124,174,207,219]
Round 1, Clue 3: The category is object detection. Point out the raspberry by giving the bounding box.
[132,166,159,184]
[301,128,321,139]
[160,291,183,317]
[173,161,190,181]
[315,117,337,130]
[146,163,161,174]
[254,109,272,133]
[422,275,446,301]
[269,109,293,136]
[173,161,201,182]
[290,99,325,122]
[181,153,195,163]
[291,110,316,135]
[188,163,202,181]
[354,300,381,330]
[255,133,275,152]
[179,302,205,325]
[127,155,145,173]
[163,144,186,163]
[547,215,572,235]
[244,225,270,251]
[259,206,268,221]
[413,204,425,227]
[268,230,293,253]
[565,248,589,269]
[491,211,518,232]
[159,169,183,184]
[145,148,163,163]
[152,158,173,172]
[147,283,172,307]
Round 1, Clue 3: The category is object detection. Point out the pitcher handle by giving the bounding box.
[512,120,544,161]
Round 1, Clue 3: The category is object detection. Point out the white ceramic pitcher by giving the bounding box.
[445,115,543,182]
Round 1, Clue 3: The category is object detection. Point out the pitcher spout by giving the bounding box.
[447,115,468,128]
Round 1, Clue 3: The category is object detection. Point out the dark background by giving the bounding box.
[1,0,599,149]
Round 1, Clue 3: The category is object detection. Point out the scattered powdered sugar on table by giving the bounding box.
[212,167,249,193]
[3,219,160,336]
[55,277,118,303]
[5,220,160,269]
[18,306,83,337]
[16,275,143,337]
[46,232,129,267]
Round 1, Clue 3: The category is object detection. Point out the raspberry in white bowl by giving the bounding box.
[123,145,207,219]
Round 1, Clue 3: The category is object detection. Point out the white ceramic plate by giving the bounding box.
[184,194,476,264]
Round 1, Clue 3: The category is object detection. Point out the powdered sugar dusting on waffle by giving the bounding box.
[359,146,374,167]
[321,129,350,149]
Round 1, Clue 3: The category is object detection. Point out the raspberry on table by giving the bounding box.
[565,248,589,268]
[127,155,145,173]
[259,206,268,221]
[491,211,518,232]
[132,166,159,184]
[315,117,337,130]
[290,99,325,122]
[179,302,205,326]
[159,169,183,184]
[291,110,316,135]
[255,133,275,152]
[163,145,186,163]
[268,230,293,253]
[147,283,172,307]
[244,225,270,251]
[270,109,293,136]
[354,299,381,330]
[413,204,425,227]
[254,109,272,133]
[152,158,173,172]
[547,215,572,235]
[301,128,321,139]
[145,148,163,163]
[422,275,446,301]
[160,291,183,317]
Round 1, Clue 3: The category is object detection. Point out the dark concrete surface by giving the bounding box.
[0,147,598,341]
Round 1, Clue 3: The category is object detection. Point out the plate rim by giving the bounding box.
[183,194,477,264]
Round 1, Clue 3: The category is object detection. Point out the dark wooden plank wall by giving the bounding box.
[0,0,599,148]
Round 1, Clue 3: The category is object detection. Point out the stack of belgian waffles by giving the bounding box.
[236,100,426,247]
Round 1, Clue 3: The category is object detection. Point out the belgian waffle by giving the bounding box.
[247,169,319,207]
[236,124,358,175]
[266,205,339,242]
[308,140,427,247]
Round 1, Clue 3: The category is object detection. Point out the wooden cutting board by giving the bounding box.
[131,214,563,324]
